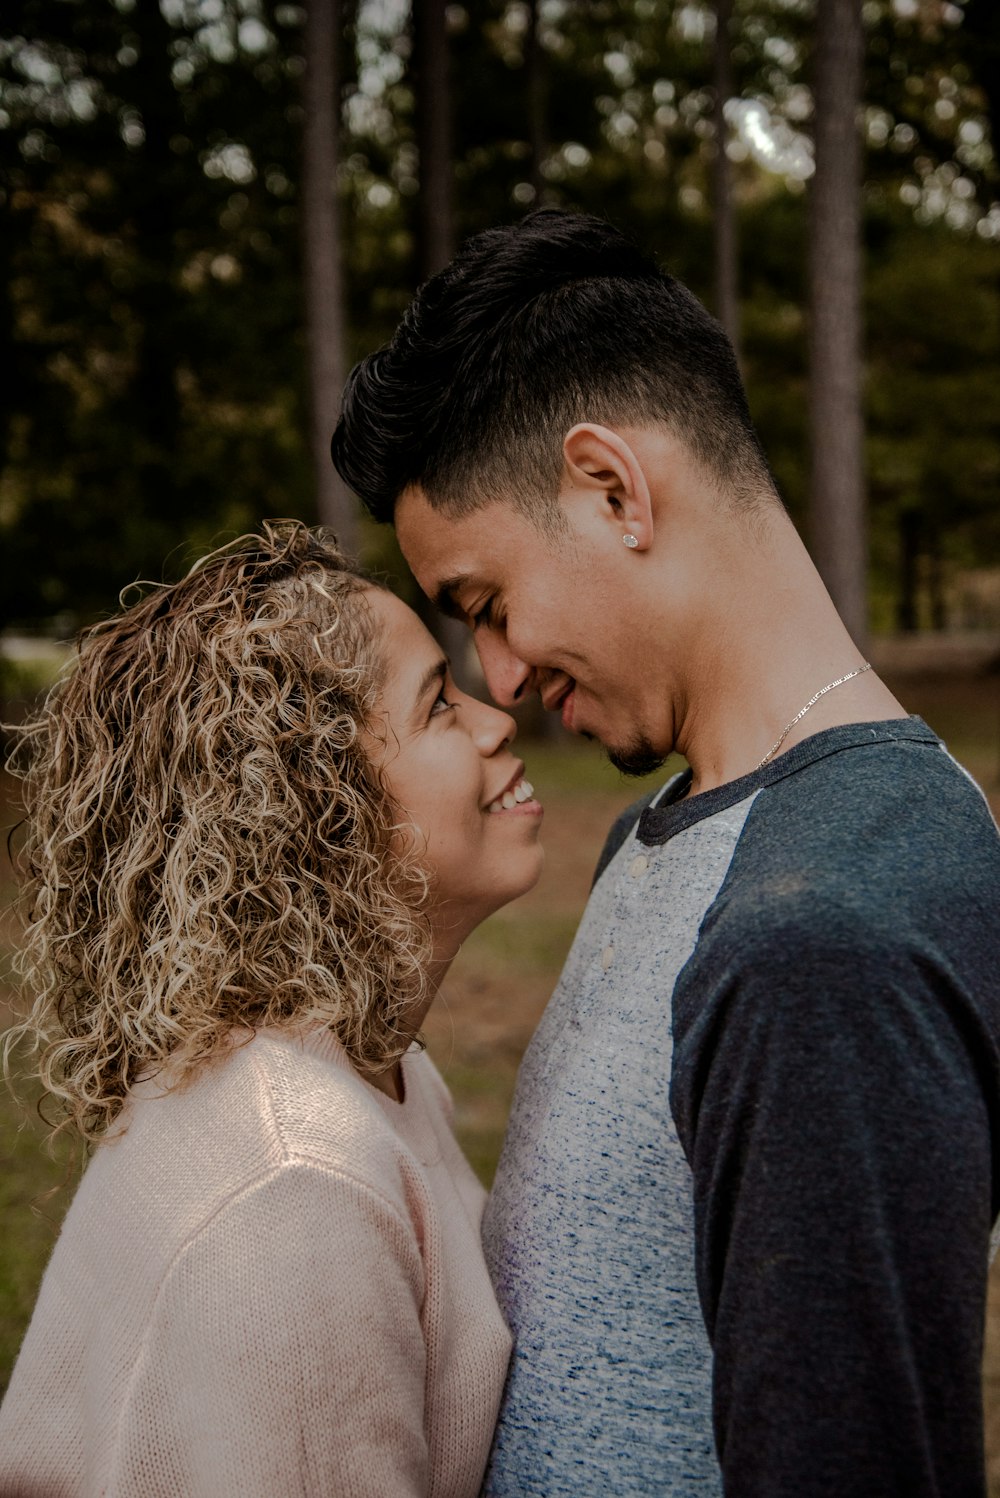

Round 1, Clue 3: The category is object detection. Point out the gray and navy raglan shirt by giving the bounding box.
[482,718,1000,1497]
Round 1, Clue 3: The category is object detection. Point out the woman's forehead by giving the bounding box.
[363,589,443,706]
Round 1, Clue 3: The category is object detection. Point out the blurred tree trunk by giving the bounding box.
[961,0,1000,150]
[411,0,480,693]
[303,0,357,551]
[808,0,867,648]
[130,0,182,536]
[413,0,454,281]
[526,0,550,203]
[712,0,740,361]
[927,529,947,631]
[897,506,920,633]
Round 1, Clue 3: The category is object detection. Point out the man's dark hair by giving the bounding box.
[331,209,775,526]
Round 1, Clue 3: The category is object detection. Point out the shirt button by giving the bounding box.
[601,945,615,970]
[629,854,649,877]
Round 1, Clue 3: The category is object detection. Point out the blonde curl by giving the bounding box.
[4,521,431,1144]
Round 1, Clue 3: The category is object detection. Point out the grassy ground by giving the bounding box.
[0,1081,77,1388]
[4,676,1000,1485]
[0,770,80,1386]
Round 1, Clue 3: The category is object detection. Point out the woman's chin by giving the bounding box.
[434,848,546,946]
[483,845,546,920]
[505,840,545,899]
[522,843,545,894]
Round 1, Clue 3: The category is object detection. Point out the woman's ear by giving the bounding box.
[562,423,654,552]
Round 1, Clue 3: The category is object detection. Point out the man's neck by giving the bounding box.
[667,514,907,796]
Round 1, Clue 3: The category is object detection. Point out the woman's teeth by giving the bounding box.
[487,778,535,813]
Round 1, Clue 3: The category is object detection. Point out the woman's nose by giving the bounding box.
[465,694,517,755]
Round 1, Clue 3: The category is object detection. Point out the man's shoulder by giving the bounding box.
[680,740,1000,1037]
[742,733,1000,893]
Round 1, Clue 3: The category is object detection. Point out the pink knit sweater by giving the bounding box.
[0,1029,512,1496]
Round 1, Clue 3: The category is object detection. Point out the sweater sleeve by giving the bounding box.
[108,1161,429,1498]
[671,902,994,1498]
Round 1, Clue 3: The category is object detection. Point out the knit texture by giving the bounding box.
[0,1029,511,1497]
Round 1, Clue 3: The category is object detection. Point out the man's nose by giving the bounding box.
[475,632,533,708]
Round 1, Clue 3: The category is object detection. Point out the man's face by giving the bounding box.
[395,484,674,774]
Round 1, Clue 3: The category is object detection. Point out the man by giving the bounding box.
[331,210,1000,1496]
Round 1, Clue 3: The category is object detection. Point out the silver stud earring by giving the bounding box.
[622,533,639,549]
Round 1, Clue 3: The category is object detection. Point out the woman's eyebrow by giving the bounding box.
[414,657,448,709]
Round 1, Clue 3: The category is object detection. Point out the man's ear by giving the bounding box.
[562,423,654,551]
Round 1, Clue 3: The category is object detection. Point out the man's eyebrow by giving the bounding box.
[433,576,469,621]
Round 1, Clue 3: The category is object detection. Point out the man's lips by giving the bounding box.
[542,680,576,730]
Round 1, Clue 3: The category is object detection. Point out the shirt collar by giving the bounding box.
[637,716,939,847]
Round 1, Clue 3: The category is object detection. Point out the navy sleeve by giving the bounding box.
[671,892,996,1498]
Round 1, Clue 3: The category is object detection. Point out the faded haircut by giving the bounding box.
[331,209,776,526]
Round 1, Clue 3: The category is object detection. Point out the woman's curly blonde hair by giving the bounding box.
[4,521,431,1144]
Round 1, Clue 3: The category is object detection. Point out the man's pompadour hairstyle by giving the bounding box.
[331,209,774,524]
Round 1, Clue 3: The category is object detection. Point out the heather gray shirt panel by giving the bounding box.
[485,719,1000,1498]
[481,792,758,1497]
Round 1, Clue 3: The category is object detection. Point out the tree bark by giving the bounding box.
[128,0,182,536]
[303,0,357,551]
[897,506,920,633]
[712,0,740,360]
[526,0,549,203]
[808,0,867,647]
[413,0,454,282]
[927,528,947,631]
[410,0,481,693]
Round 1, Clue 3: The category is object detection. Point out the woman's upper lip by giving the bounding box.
[484,760,527,808]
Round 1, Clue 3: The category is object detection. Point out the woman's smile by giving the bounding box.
[365,588,545,952]
[484,768,540,815]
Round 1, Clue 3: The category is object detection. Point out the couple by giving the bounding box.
[3,211,999,1498]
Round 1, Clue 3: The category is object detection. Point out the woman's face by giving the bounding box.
[365,588,544,949]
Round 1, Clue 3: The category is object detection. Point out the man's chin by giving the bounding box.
[607,738,669,779]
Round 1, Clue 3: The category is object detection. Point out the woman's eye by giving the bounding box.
[471,598,494,630]
[430,688,457,717]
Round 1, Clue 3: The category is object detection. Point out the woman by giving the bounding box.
[0,522,543,1497]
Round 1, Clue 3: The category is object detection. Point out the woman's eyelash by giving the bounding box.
[431,687,457,716]
[471,599,494,628]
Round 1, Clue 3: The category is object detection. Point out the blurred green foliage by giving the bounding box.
[0,653,64,706]
[0,0,997,631]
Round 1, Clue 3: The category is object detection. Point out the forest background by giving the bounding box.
[4,0,1000,1477]
[0,0,998,641]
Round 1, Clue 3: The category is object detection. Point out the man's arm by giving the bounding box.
[671,901,994,1498]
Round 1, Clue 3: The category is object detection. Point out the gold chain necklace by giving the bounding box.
[756,662,873,770]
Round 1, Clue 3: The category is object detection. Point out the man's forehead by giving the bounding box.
[395,486,504,591]
[394,483,447,553]
[395,486,460,588]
